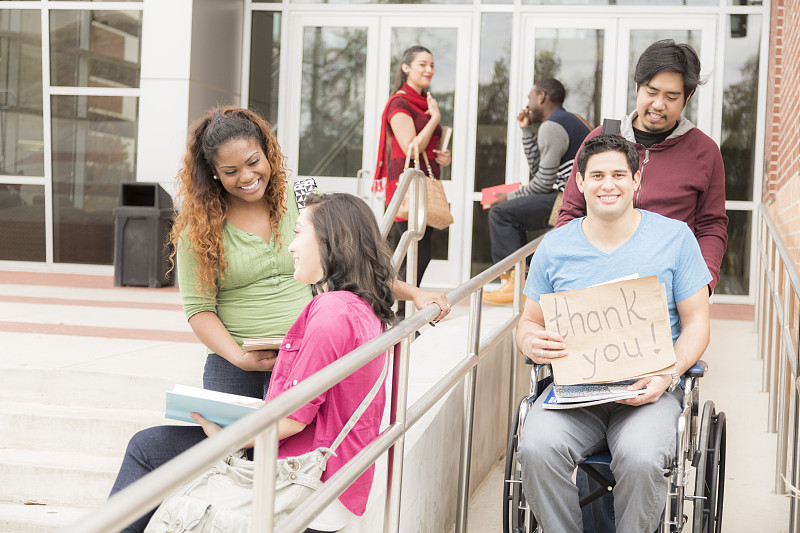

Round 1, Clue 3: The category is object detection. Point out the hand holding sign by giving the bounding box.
[539,276,677,386]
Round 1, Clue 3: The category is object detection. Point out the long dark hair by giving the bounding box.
[304,193,397,327]
[169,106,287,294]
[392,45,433,93]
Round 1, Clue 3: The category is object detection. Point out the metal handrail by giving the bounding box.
[62,204,543,533]
[755,204,800,532]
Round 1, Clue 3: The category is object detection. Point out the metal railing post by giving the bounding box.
[455,289,482,533]
[507,259,525,442]
[384,338,411,533]
[251,426,279,532]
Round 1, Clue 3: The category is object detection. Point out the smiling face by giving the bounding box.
[288,208,325,286]
[212,137,271,206]
[632,71,689,134]
[402,52,435,92]
[577,150,641,222]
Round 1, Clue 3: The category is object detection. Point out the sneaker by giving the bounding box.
[483,269,515,305]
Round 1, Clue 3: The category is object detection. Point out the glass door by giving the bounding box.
[515,16,717,178]
[616,18,717,135]
[283,13,472,288]
[514,17,617,182]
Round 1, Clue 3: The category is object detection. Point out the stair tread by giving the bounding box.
[0,400,164,421]
[0,500,93,524]
[0,447,123,472]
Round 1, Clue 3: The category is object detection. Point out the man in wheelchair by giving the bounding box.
[515,134,711,533]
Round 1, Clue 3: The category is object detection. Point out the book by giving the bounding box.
[480,183,521,210]
[242,336,283,352]
[542,383,646,410]
[438,126,452,152]
[165,384,262,427]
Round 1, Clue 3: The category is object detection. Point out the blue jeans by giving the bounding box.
[204,352,270,399]
[109,425,207,533]
[109,426,338,533]
[488,191,558,263]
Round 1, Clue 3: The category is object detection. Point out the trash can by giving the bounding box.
[113,181,175,288]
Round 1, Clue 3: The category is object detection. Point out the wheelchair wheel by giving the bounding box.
[692,401,726,533]
[503,399,539,533]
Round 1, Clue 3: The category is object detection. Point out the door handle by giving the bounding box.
[356,169,371,199]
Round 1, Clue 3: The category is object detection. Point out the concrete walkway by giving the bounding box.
[466,310,791,533]
[0,270,791,532]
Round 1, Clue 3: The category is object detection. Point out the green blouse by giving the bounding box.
[177,192,313,351]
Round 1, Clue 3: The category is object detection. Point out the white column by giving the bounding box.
[135,0,194,196]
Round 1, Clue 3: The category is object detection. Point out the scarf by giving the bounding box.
[372,84,429,192]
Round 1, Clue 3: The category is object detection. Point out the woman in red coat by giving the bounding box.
[374,45,452,291]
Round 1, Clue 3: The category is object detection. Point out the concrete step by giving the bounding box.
[0,401,171,456]
[0,448,120,507]
[0,501,93,533]
[0,367,199,411]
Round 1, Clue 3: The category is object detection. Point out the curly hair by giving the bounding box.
[304,193,397,328]
[169,106,288,295]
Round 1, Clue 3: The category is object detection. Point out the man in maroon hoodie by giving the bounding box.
[556,39,727,533]
[557,39,727,295]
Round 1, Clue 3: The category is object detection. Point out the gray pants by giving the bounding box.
[517,385,682,533]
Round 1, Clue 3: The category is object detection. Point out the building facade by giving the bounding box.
[0,0,774,303]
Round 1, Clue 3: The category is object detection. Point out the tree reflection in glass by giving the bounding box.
[533,28,604,128]
[298,27,367,178]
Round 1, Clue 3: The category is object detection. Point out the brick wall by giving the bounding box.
[764,0,800,268]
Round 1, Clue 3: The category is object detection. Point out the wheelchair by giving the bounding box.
[503,360,726,533]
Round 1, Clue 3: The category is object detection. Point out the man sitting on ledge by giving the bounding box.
[515,134,711,532]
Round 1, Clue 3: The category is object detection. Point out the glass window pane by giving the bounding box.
[627,31,701,124]
[474,13,511,193]
[51,95,138,264]
[472,14,511,274]
[471,202,492,277]
[717,209,751,295]
[721,14,761,202]
[298,27,366,177]
[0,183,45,261]
[534,28,604,128]
[0,10,44,177]
[389,27,458,182]
[248,11,281,129]
[50,10,142,88]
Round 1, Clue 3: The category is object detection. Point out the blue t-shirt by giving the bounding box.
[524,210,711,343]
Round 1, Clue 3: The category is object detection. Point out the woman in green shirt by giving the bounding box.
[171,107,449,399]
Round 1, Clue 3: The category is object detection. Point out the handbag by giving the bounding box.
[145,353,389,533]
[396,141,454,230]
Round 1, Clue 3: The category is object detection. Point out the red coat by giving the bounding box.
[556,115,728,292]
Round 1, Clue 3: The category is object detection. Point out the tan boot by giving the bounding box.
[483,269,516,305]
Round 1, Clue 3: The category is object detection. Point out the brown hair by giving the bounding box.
[392,45,433,93]
[304,193,397,327]
[169,106,288,295]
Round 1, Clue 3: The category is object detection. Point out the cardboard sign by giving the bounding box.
[539,276,677,385]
